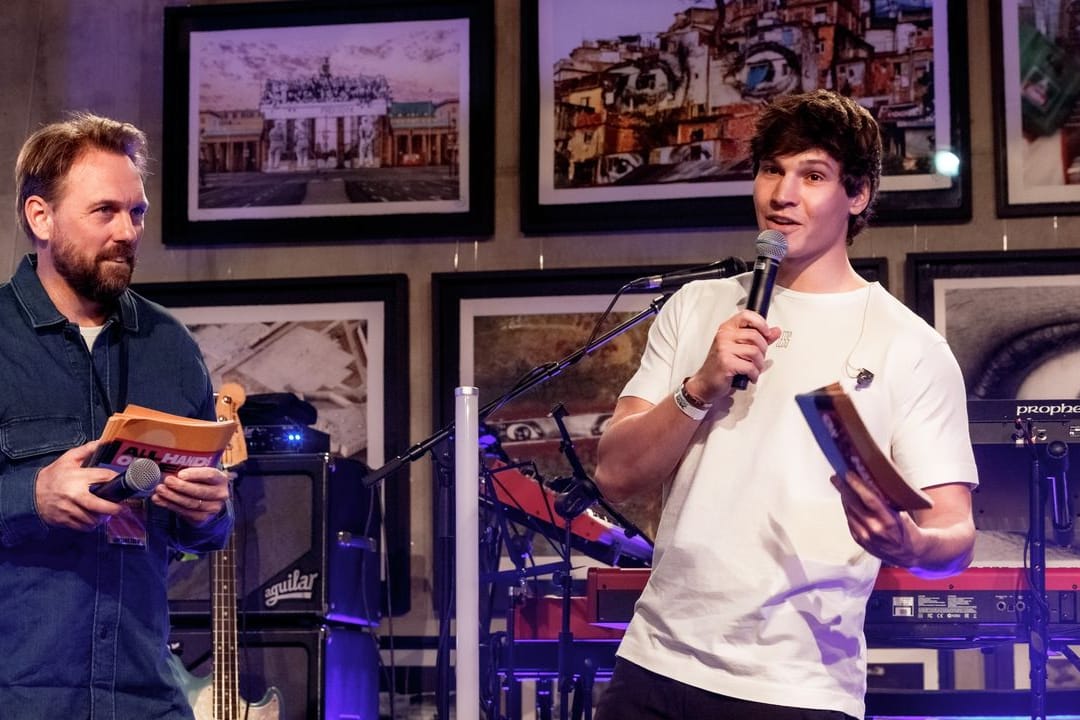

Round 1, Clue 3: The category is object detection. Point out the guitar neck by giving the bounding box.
[211,532,241,720]
[210,382,248,720]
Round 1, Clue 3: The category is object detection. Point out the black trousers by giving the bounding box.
[593,658,857,720]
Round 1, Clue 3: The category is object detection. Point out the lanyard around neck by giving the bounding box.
[88,326,128,418]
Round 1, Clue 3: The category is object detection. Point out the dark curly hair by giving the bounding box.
[750,90,882,242]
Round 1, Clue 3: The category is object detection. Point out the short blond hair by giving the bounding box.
[15,112,148,241]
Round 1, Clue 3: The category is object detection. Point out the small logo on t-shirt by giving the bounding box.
[775,330,792,348]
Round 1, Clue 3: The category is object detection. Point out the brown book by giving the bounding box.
[796,383,933,512]
[83,404,237,474]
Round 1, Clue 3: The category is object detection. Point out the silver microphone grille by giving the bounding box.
[755,229,788,262]
[126,458,163,493]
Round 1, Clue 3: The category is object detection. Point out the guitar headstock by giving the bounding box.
[215,382,248,470]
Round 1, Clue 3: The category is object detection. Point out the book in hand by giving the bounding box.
[83,404,238,475]
[795,382,933,512]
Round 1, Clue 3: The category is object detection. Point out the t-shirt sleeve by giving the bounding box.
[890,338,979,491]
[619,288,685,406]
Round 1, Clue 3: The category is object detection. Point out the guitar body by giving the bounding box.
[168,653,207,711]
[187,675,284,720]
[168,596,286,720]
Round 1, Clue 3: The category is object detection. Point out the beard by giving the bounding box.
[50,228,137,305]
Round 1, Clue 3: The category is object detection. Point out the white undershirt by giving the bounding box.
[79,325,104,351]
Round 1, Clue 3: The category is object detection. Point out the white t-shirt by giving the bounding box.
[616,276,978,719]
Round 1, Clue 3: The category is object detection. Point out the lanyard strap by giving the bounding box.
[89,327,128,417]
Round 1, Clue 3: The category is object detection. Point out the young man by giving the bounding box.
[0,113,233,719]
[594,90,977,719]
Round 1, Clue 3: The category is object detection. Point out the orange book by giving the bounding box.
[796,383,933,512]
[84,404,237,474]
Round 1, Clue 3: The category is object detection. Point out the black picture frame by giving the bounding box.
[520,0,971,235]
[431,265,676,611]
[905,248,1080,400]
[433,266,671,430]
[134,274,412,615]
[990,0,1080,217]
[162,0,494,245]
[853,256,889,289]
[906,251,1080,564]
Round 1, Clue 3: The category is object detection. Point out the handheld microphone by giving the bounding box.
[628,257,748,291]
[90,458,162,502]
[1046,440,1073,546]
[731,229,788,390]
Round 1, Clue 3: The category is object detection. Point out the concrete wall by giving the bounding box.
[2,1,1077,638]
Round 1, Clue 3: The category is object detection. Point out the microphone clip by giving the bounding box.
[548,403,600,520]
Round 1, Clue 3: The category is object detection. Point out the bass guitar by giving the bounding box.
[178,383,283,720]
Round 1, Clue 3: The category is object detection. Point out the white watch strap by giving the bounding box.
[673,383,708,421]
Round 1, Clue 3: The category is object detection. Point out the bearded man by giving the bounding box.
[0,112,232,719]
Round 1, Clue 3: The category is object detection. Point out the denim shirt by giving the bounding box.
[0,255,233,720]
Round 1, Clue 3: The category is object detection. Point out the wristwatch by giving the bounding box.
[673,377,712,421]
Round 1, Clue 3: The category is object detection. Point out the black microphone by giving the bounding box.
[628,257,748,291]
[90,458,162,502]
[1046,440,1073,546]
[732,229,788,390]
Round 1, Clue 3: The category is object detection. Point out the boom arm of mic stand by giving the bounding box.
[594,493,654,547]
[362,294,671,488]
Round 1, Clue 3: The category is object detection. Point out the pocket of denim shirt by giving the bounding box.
[0,415,86,460]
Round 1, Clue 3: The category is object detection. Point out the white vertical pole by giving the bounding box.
[455,386,480,718]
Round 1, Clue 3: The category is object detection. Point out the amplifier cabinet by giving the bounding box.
[168,454,381,625]
[168,624,378,720]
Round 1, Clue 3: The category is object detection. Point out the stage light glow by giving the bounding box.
[934,150,961,176]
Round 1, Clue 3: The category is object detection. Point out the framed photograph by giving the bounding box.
[906,249,1080,400]
[991,0,1080,217]
[134,274,412,614]
[432,265,672,611]
[433,267,666,478]
[907,249,1080,562]
[161,0,493,244]
[521,0,971,234]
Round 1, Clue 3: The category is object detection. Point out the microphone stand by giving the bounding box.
[1024,426,1048,720]
[364,294,670,720]
[548,404,648,720]
[1020,426,1078,720]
